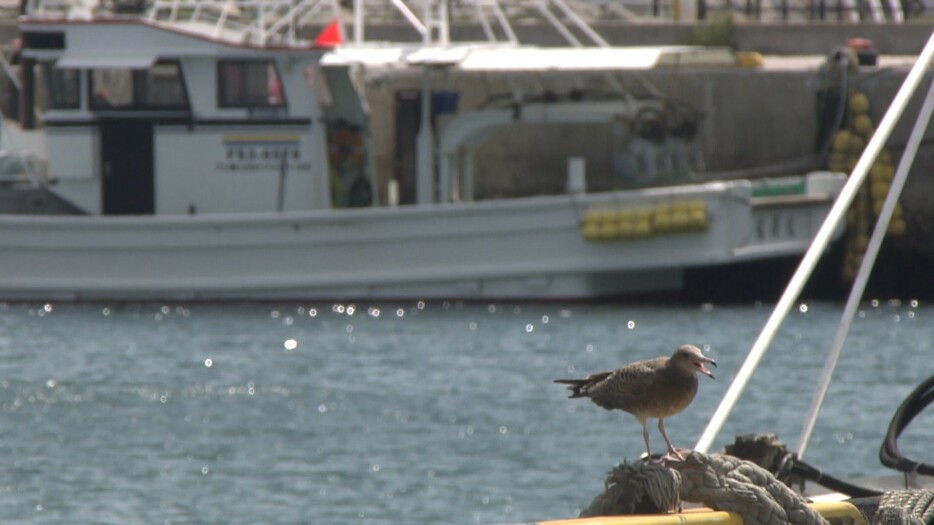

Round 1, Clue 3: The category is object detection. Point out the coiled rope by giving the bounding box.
[852,490,934,525]
[579,461,682,517]
[669,452,829,525]
[581,452,828,525]
[580,451,934,525]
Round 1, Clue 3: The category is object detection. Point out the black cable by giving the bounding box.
[880,373,934,476]
[787,457,882,498]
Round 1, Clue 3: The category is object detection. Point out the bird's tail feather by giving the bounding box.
[553,378,588,398]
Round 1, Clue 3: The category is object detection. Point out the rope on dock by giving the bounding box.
[669,452,829,525]
[852,490,934,525]
[581,452,827,525]
[579,461,682,517]
[579,447,934,525]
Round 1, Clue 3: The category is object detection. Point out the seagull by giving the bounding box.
[555,344,716,460]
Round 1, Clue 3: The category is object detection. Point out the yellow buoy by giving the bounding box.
[832,130,852,153]
[633,218,653,238]
[581,221,601,240]
[870,164,893,183]
[849,92,870,114]
[849,134,866,153]
[888,218,907,236]
[600,221,620,240]
[828,152,848,172]
[688,201,708,230]
[852,114,873,137]
[618,220,635,238]
[652,204,672,233]
[870,181,890,202]
[735,51,764,68]
[671,209,690,230]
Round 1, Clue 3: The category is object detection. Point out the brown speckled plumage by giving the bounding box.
[555,344,716,459]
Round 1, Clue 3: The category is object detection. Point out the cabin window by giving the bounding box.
[41,63,80,109]
[91,68,133,107]
[140,62,187,108]
[217,60,285,108]
[89,61,189,110]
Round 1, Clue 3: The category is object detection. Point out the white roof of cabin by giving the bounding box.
[21,18,318,66]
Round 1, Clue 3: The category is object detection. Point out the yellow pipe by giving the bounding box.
[809,501,867,525]
[537,502,865,525]
[538,509,742,525]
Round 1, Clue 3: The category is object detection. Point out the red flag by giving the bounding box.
[314,18,342,48]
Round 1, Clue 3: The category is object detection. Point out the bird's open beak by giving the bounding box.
[697,358,717,379]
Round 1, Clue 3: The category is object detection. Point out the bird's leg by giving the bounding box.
[642,422,652,459]
[658,419,684,460]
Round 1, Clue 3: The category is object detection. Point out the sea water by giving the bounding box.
[0,299,931,525]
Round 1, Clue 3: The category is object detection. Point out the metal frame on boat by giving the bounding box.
[0,0,846,300]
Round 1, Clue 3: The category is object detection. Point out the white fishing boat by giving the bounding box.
[0,0,846,300]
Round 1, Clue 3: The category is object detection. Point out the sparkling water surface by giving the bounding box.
[0,300,931,525]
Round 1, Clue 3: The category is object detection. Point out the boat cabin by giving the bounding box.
[4,2,742,217]
[8,15,373,215]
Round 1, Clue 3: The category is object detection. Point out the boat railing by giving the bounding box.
[141,0,622,47]
[694,29,934,455]
[146,0,341,45]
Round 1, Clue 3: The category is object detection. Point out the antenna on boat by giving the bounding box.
[694,30,934,455]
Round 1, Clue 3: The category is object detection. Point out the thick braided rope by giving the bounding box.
[580,462,682,517]
[669,452,829,525]
[872,506,925,525]
[874,490,934,525]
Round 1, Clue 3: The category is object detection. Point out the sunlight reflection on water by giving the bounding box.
[0,300,929,524]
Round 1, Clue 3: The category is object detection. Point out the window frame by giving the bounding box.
[41,62,81,110]
[216,59,287,109]
[88,59,190,111]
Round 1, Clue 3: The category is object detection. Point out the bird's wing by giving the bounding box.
[588,360,662,411]
[575,370,613,388]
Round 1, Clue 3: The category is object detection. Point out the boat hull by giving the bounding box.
[0,175,844,301]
